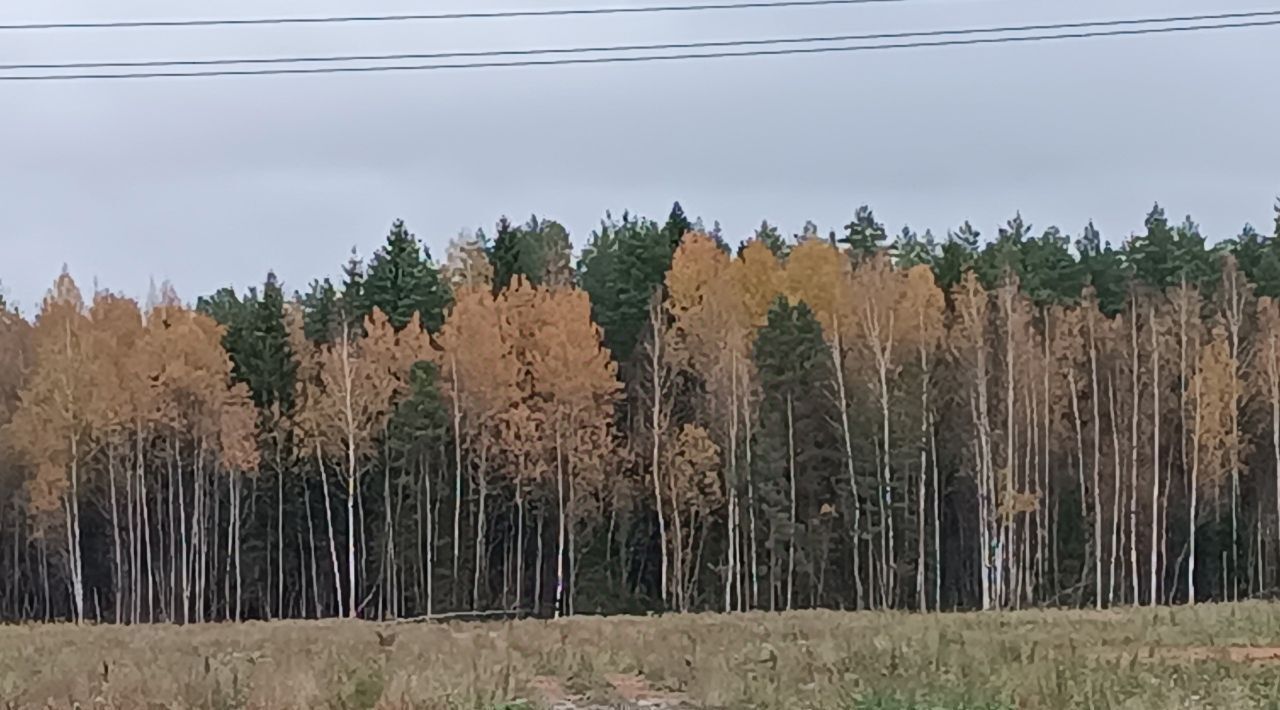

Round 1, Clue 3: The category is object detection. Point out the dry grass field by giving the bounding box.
[5,603,1280,708]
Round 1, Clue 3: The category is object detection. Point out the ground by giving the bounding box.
[5,603,1280,708]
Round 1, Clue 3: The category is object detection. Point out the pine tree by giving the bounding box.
[755,220,789,260]
[934,222,981,295]
[1077,222,1130,317]
[842,205,888,260]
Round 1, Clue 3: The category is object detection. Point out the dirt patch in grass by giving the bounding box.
[1151,646,1280,664]
[604,673,690,707]
[528,672,690,709]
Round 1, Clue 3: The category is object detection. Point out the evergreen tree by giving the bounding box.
[975,213,1030,287]
[661,201,693,252]
[489,215,572,291]
[197,272,295,412]
[933,221,980,294]
[299,277,340,344]
[578,210,673,362]
[752,296,837,609]
[340,248,367,337]
[1232,222,1280,299]
[841,205,888,260]
[793,220,821,245]
[1019,226,1085,307]
[894,226,937,269]
[709,220,729,253]
[1076,221,1129,316]
[364,220,451,332]
[388,361,451,458]
[755,220,789,259]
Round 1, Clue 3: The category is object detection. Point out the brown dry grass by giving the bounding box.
[5,603,1280,708]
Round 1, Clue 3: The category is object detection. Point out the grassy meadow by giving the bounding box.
[5,603,1280,708]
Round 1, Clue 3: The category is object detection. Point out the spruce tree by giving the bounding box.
[300,277,340,344]
[579,210,673,363]
[752,296,837,608]
[364,220,451,332]
[661,201,693,252]
[490,215,573,291]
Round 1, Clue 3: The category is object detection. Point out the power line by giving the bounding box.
[0,0,908,31]
[6,9,1277,71]
[4,18,1277,81]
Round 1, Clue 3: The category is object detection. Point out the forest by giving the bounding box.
[3,200,1280,624]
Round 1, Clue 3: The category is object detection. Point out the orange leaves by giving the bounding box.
[142,297,235,439]
[666,233,763,434]
[735,239,783,328]
[784,240,852,338]
[8,272,94,511]
[901,264,945,353]
[523,283,619,421]
[1194,327,1236,493]
[85,293,145,435]
[950,270,990,362]
[665,424,722,516]
[219,384,260,474]
[439,277,619,496]
[304,307,425,463]
[438,284,520,422]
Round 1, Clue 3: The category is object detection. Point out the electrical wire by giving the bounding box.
[4,9,1276,71]
[0,0,909,31]
[4,17,1276,81]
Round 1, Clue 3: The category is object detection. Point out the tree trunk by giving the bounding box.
[1129,304,1140,606]
[554,425,567,618]
[277,461,285,619]
[346,462,357,619]
[930,409,941,611]
[730,349,742,612]
[515,487,525,611]
[878,354,894,608]
[67,436,84,624]
[450,355,464,600]
[234,470,243,621]
[829,322,863,609]
[473,449,489,611]
[108,450,122,623]
[786,393,797,611]
[422,453,434,617]
[1150,307,1160,607]
[1271,331,1280,592]
[1088,316,1103,608]
[1189,363,1202,604]
[304,475,320,618]
[648,308,669,608]
[1107,375,1122,607]
[140,438,154,623]
[316,444,344,618]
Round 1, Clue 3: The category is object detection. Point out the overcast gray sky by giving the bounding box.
[2,0,1278,310]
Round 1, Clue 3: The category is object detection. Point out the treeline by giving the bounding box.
[3,202,1280,623]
